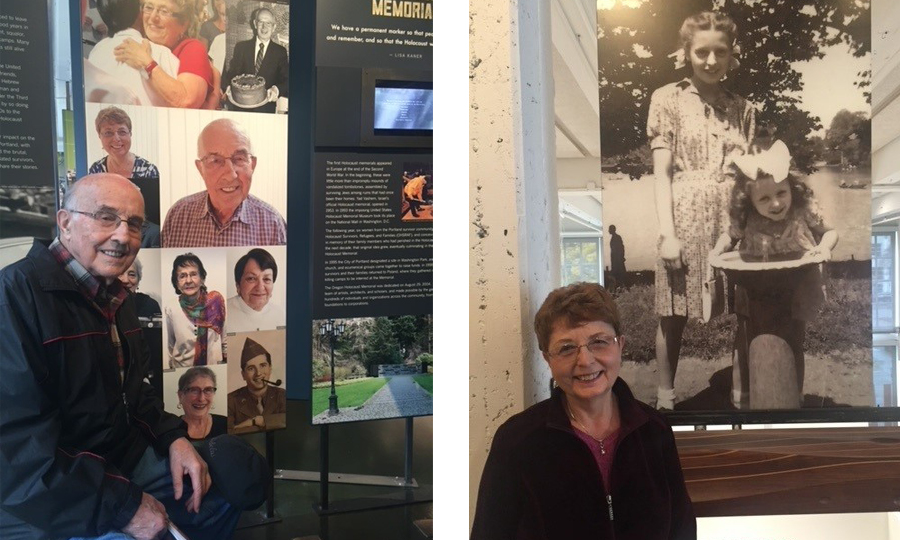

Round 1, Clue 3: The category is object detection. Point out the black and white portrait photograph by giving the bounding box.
[597,0,872,412]
[220,0,290,114]
[226,329,287,434]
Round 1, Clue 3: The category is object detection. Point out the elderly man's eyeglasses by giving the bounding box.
[100,129,131,139]
[183,386,216,397]
[256,21,275,28]
[142,3,176,19]
[68,209,144,235]
[199,152,254,170]
[548,335,619,361]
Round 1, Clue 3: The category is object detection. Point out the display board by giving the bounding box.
[0,0,57,240]
[315,0,432,71]
[77,0,291,434]
[311,0,432,424]
[596,1,894,423]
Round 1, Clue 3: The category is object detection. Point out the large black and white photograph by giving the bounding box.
[597,1,872,413]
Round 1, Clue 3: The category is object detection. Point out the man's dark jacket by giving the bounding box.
[222,38,289,112]
[471,379,696,540]
[0,240,186,539]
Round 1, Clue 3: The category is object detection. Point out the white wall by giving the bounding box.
[699,513,898,540]
[469,0,558,525]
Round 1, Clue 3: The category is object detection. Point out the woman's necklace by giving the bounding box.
[565,401,613,455]
[107,154,134,177]
[185,414,211,438]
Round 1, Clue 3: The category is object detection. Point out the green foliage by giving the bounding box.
[391,315,419,355]
[417,352,433,366]
[311,378,389,416]
[598,0,870,174]
[413,374,433,394]
[367,317,403,367]
[316,316,433,378]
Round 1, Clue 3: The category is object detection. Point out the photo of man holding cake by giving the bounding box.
[221,5,289,114]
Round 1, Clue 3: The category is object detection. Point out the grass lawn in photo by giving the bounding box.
[311,377,389,416]
[413,374,433,394]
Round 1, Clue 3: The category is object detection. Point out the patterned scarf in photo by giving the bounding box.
[179,288,225,365]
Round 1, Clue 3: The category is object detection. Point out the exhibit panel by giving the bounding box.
[311,0,433,425]
[76,0,290,434]
[0,0,58,240]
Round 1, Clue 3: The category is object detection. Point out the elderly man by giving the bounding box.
[0,174,241,540]
[227,337,287,434]
[161,118,287,247]
[221,7,288,113]
[226,248,285,333]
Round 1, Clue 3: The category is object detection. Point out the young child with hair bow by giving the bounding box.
[710,139,838,408]
[713,139,838,263]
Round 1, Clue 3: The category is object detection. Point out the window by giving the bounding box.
[871,231,897,332]
[561,237,601,285]
[872,345,898,407]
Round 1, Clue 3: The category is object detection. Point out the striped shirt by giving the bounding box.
[49,238,127,377]
[88,155,160,180]
[161,192,287,248]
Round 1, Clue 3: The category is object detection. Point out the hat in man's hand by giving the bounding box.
[196,434,269,510]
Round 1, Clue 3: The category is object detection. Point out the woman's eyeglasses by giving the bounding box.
[142,3,176,19]
[548,336,619,361]
[100,129,131,139]
[183,386,216,397]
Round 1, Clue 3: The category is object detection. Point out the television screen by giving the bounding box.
[373,81,433,134]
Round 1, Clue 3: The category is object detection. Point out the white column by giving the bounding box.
[469,0,558,524]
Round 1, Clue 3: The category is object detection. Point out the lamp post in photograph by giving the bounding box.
[320,319,345,415]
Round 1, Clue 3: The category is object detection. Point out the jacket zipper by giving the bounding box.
[606,494,614,521]
[122,392,130,425]
[119,321,131,426]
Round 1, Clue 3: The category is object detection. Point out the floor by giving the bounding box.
[230,400,434,540]
[231,481,433,540]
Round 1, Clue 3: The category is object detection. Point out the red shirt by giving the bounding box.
[574,427,620,493]
[172,38,213,89]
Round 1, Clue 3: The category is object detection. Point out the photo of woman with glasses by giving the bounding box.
[166,252,226,369]
[89,106,160,180]
[86,106,163,246]
[176,366,228,441]
[113,0,222,109]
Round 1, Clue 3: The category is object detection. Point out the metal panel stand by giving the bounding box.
[313,417,432,515]
[236,431,282,529]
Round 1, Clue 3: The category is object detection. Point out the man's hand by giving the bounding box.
[169,437,211,513]
[123,492,168,540]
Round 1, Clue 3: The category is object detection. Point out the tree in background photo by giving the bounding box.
[311,315,433,422]
[598,0,870,179]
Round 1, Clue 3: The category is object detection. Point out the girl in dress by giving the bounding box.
[649,11,756,409]
[721,140,837,264]
[711,140,838,406]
